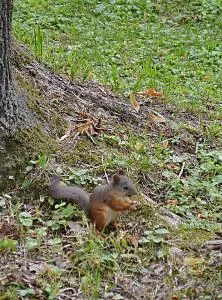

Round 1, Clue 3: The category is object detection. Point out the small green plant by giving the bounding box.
[44,282,62,300]
[0,286,19,299]
[25,154,49,174]
[139,227,170,244]
[19,211,33,227]
[46,203,79,231]
[33,26,44,61]
[8,1,222,298]
[0,239,17,252]
[18,288,36,298]
[206,121,222,139]
[81,270,101,298]
[25,227,48,251]
[23,154,49,188]
[68,168,102,185]
[101,134,129,147]
[39,266,63,300]
[71,234,119,297]
[165,150,222,228]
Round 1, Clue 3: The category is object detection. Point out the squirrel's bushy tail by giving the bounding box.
[48,175,89,213]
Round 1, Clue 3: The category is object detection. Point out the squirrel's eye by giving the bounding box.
[123,186,128,190]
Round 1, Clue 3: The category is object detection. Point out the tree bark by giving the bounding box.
[0,0,20,136]
[0,0,34,190]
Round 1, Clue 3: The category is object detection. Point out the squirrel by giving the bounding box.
[48,170,137,231]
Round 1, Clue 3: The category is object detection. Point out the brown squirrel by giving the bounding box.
[48,170,137,231]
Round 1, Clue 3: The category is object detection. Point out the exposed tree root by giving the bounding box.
[12,42,141,124]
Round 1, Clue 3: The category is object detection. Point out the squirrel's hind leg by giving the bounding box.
[89,206,111,231]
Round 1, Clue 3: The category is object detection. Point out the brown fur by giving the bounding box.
[48,173,137,231]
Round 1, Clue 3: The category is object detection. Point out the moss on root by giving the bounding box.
[178,227,215,250]
[15,71,66,133]
[63,138,102,165]
[15,126,60,156]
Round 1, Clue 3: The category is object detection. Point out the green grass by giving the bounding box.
[4,0,222,298]
[13,0,222,117]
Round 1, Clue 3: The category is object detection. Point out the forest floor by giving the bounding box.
[1,1,222,299]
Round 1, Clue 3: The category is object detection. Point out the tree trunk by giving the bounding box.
[0,0,33,190]
[0,0,20,136]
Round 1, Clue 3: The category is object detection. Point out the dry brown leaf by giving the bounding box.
[138,87,163,97]
[88,123,99,135]
[196,213,207,219]
[74,113,107,138]
[130,93,140,112]
[162,140,169,149]
[150,112,166,123]
[166,199,179,205]
[168,163,178,170]
[125,234,139,248]
[77,122,91,134]
[147,87,163,97]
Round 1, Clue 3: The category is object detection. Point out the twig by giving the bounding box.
[102,156,109,183]
[85,131,97,145]
[59,287,76,293]
[141,192,182,228]
[140,192,161,206]
[203,239,222,250]
[178,161,186,179]
[115,282,138,300]
[195,141,199,154]
[146,174,155,183]
[58,288,82,299]
[72,131,80,141]
[149,109,168,121]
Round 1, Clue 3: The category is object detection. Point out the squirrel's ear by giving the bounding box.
[113,174,120,183]
[118,168,125,175]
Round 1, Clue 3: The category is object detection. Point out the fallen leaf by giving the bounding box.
[196,213,207,219]
[77,122,91,134]
[125,234,139,248]
[162,140,169,149]
[168,163,178,170]
[138,87,163,97]
[130,93,140,112]
[150,112,166,123]
[166,199,179,205]
[74,113,107,137]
